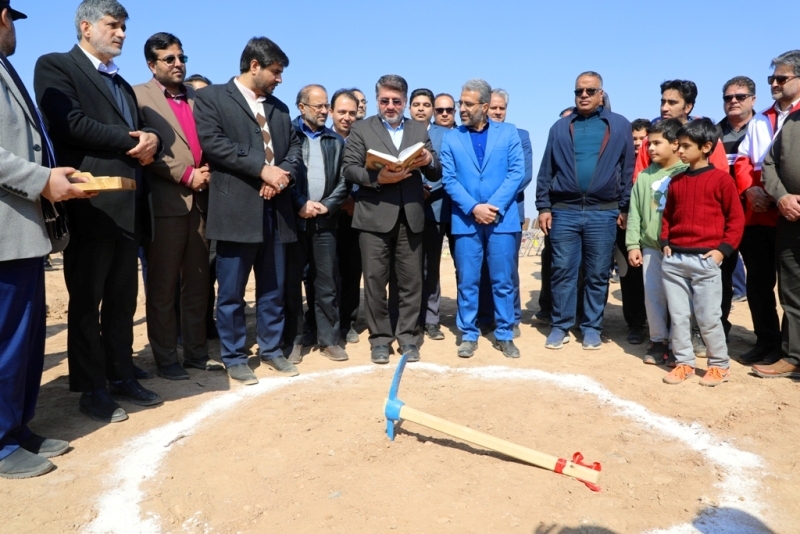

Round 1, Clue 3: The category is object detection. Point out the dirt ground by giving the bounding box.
[1,253,798,534]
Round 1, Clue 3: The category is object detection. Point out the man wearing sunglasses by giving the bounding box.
[342,74,440,364]
[536,71,634,351]
[733,50,800,366]
[34,0,164,422]
[433,93,457,129]
[133,32,224,380]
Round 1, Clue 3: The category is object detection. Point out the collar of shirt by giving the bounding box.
[300,119,323,139]
[78,45,119,76]
[775,97,800,115]
[234,77,266,104]
[572,105,604,122]
[154,78,187,101]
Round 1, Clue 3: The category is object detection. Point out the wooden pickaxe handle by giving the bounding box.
[395,404,600,484]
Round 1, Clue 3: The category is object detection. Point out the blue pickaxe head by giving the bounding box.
[384,353,409,440]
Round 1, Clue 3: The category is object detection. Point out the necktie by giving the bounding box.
[255,113,275,165]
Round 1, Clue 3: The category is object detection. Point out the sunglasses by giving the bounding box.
[768,75,799,85]
[723,93,752,103]
[378,98,403,106]
[574,88,600,96]
[157,54,188,65]
[435,107,455,115]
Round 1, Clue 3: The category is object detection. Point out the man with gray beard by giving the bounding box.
[35,0,162,422]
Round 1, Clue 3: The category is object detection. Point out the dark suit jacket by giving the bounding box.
[515,127,533,221]
[342,115,441,234]
[133,78,207,218]
[194,78,303,244]
[424,123,449,223]
[34,45,159,239]
[291,116,348,231]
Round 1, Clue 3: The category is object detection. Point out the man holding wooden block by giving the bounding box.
[34,0,163,422]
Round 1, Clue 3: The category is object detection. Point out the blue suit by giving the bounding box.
[442,120,525,341]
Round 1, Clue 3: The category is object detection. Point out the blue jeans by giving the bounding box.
[215,203,286,367]
[550,209,617,334]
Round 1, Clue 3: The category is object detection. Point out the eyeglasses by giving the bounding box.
[435,107,455,115]
[157,54,188,65]
[723,93,752,103]
[302,102,330,111]
[768,75,799,85]
[378,98,403,106]
[457,100,479,108]
[574,88,600,96]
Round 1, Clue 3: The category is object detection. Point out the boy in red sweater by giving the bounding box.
[660,119,745,386]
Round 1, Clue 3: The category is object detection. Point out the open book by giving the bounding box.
[69,172,137,192]
[366,142,425,172]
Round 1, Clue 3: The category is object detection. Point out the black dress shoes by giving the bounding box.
[109,379,164,407]
[737,345,781,365]
[133,364,153,380]
[458,341,478,358]
[79,389,128,422]
[400,344,420,362]
[157,362,190,381]
[493,340,521,358]
[424,323,445,340]
[227,363,258,385]
[371,345,390,364]
[19,433,70,458]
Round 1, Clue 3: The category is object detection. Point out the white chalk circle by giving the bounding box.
[84,364,768,534]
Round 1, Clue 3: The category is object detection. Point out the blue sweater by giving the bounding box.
[573,110,606,193]
[535,106,635,212]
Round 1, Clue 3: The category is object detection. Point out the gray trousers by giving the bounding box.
[662,252,729,368]
[643,248,670,343]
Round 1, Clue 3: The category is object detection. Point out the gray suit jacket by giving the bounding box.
[0,59,52,262]
[342,115,441,234]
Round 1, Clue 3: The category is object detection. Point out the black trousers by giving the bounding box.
[285,226,340,347]
[359,210,423,347]
[740,225,781,348]
[206,239,217,330]
[777,219,800,364]
[337,214,362,334]
[719,247,737,339]
[64,235,138,391]
[615,227,646,328]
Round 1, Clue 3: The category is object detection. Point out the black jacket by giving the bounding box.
[34,45,161,239]
[194,78,304,244]
[290,116,348,230]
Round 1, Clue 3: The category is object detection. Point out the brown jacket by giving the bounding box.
[764,109,800,204]
[134,78,207,217]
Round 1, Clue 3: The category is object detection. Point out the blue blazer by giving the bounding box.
[441,120,525,235]
[424,123,449,223]
[515,128,533,221]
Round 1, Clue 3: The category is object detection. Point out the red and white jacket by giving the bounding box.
[734,100,800,226]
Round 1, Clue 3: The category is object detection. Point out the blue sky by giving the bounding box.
[12,0,799,215]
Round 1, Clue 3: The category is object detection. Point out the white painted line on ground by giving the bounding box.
[85,363,768,534]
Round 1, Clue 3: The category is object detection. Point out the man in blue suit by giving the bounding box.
[476,89,533,337]
[441,79,525,358]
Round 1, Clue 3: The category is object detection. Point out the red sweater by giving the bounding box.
[659,166,745,257]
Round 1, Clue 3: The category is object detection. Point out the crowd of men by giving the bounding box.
[2,0,800,479]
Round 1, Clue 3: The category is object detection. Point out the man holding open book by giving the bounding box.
[342,74,441,364]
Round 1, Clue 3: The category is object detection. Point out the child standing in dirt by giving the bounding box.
[659,119,745,386]
[625,119,687,365]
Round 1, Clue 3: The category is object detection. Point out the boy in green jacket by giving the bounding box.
[625,119,688,364]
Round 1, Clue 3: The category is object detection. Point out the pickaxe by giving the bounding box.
[383,354,602,491]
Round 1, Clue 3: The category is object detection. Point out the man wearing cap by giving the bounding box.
[0,0,91,479]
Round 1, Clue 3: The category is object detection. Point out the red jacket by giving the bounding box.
[660,166,745,257]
